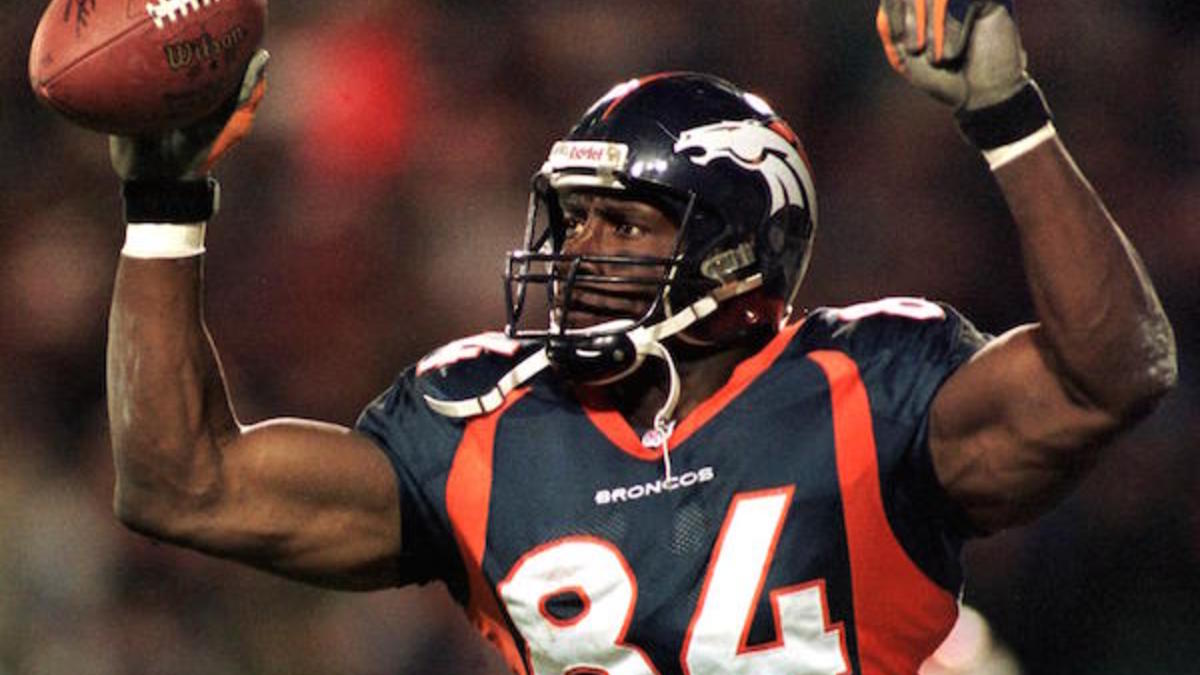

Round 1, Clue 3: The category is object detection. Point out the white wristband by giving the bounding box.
[121,223,207,259]
[982,123,1058,171]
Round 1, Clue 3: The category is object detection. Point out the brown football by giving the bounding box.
[29,0,267,135]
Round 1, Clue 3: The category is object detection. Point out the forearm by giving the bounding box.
[93,55,405,583]
[995,136,1176,416]
[107,255,239,531]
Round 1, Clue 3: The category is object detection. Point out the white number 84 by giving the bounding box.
[498,487,850,674]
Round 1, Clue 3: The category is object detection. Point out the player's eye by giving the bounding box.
[612,221,645,238]
[562,211,586,239]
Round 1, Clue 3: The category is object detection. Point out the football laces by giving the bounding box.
[146,0,222,29]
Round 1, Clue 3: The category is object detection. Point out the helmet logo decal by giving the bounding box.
[674,121,817,221]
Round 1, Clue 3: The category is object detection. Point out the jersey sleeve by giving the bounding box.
[806,299,990,559]
[816,299,986,426]
[355,366,467,587]
[884,303,989,540]
[354,332,538,591]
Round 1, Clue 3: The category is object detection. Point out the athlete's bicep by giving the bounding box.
[928,324,1119,533]
[195,419,403,590]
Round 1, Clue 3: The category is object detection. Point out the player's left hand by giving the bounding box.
[110,49,269,181]
[876,0,1028,111]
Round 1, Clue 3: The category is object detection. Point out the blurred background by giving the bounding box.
[1,1,1197,673]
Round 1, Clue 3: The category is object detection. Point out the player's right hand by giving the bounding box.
[875,0,1029,112]
[110,49,269,181]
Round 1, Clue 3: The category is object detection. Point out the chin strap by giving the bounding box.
[423,294,719,420]
[638,340,681,481]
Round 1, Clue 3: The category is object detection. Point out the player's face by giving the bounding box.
[554,192,678,328]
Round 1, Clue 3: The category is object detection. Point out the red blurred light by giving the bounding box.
[298,23,421,180]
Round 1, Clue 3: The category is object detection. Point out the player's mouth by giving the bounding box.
[549,264,665,330]
[553,292,653,330]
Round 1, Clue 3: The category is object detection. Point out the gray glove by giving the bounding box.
[110,49,269,181]
[876,0,1028,111]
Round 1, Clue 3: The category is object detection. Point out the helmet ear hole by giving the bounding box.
[757,204,814,301]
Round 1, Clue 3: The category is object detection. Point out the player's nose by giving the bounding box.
[562,220,620,282]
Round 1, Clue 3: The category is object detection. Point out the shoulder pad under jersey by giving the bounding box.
[414,331,546,414]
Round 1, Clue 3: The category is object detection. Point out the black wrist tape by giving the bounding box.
[122,177,220,223]
[955,81,1053,150]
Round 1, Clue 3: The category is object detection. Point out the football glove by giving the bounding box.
[875,0,1027,112]
[110,49,269,182]
[877,0,1054,157]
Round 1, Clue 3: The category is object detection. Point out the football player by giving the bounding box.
[105,2,1175,673]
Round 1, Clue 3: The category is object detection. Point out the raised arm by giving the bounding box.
[107,55,402,589]
[877,1,1177,532]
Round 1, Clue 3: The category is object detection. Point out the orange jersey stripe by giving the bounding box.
[808,350,957,674]
[670,319,805,446]
[581,319,805,460]
[446,388,531,675]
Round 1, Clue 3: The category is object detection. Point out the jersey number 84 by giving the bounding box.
[499,487,851,674]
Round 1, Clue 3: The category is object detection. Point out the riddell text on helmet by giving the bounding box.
[594,466,715,506]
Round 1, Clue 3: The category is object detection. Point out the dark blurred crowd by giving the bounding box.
[1,1,1196,673]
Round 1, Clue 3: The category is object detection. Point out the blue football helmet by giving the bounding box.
[504,72,819,383]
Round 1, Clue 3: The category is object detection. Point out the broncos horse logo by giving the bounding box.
[674,120,817,222]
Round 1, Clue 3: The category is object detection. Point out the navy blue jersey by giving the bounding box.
[356,297,987,675]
